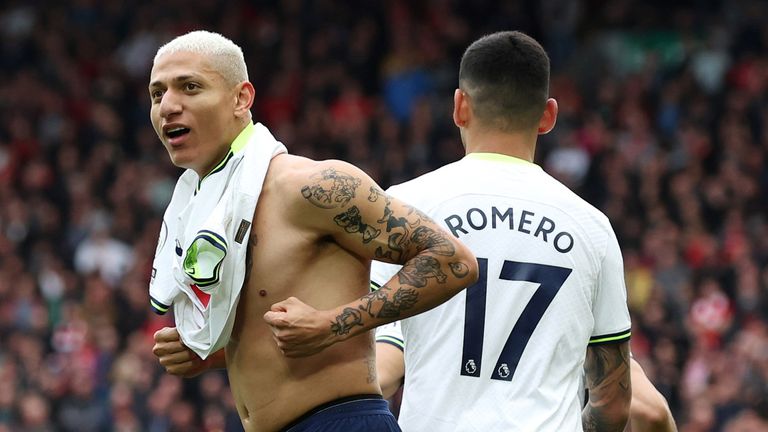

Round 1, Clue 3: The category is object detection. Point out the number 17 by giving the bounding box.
[461,258,572,382]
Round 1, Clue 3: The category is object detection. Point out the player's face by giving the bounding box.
[149,51,237,175]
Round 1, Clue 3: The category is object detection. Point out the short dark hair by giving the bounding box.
[459,31,550,131]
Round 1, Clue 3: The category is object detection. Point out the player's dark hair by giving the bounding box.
[459,31,550,131]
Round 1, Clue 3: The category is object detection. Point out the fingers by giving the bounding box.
[157,348,195,367]
[263,310,288,327]
[263,297,300,327]
[153,326,180,343]
[269,296,299,312]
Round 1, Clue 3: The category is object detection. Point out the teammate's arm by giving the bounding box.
[376,342,405,399]
[626,358,677,432]
[152,327,226,377]
[263,159,478,357]
[582,341,631,432]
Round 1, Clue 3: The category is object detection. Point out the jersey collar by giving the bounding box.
[197,122,255,191]
[465,152,538,166]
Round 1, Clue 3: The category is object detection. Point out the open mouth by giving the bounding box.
[166,127,191,139]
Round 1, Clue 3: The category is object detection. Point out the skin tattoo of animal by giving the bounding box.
[398,255,447,287]
[333,206,381,243]
[358,288,419,319]
[368,186,426,261]
[330,307,364,336]
[409,226,455,257]
[301,168,362,209]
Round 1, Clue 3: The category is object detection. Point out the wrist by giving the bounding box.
[328,305,365,342]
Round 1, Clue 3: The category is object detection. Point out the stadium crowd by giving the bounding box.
[0,0,766,431]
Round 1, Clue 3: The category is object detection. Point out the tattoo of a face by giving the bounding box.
[403,203,432,223]
[449,262,470,278]
[398,255,447,287]
[333,206,381,243]
[330,307,364,336]
[367,186,386,203]
[301,168,361,209]
[358,288,419,319]
[410,226,455,256]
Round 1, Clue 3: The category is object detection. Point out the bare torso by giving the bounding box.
[226,154,380,431]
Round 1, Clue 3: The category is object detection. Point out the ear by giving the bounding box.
[453,88,471,128]
[537,98,558,135]
[234,81,256,117]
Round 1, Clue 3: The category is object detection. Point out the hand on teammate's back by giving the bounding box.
[263,296,337,357]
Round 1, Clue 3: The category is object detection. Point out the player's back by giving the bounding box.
[372,153,630,431]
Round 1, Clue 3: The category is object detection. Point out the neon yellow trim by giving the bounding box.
[589,331,631,344]
[370,282,381,291]
[198,122,255,189]
[230,122,255,154]
[376,335,405,348]
[466,152,536,166]
[150,299,169,312]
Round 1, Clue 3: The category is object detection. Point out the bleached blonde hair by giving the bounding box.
[154,30,248,85]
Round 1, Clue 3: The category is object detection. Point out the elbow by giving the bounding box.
[466,257,479,285]
[457,246,479,286]
[632,394,673,429]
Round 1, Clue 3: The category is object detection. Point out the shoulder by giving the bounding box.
[534,168,614,231]
[266,156,371,202]
[264,155,379,225]
[386,160,463,201]
[267,155,365,187]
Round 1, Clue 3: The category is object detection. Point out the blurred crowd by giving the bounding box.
[0,0,766,431]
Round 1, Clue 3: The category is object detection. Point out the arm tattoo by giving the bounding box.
[330,307,364,336]
[358,287,419,319]
[301,168,361,209]
[583,343,631,432]
[449,262,470,278]
[367,186,386,203]
[409,226,455,256]
[333,206,381,243]
[398,255,447,287]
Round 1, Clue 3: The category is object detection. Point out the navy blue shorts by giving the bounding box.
[280,394,400,432]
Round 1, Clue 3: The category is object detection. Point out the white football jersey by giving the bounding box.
[373,153,630,432]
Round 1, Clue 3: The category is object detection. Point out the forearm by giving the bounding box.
[328,250,477,339]
[583,396,630,432]
[583,342,631,432]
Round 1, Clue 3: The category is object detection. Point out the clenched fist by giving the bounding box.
[152,327,211,377]
[263,297,337,357]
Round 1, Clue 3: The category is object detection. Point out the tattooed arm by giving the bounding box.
[582,341,631,432]
[263,159,478,357]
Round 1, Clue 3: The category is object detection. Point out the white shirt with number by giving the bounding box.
[373,153,631,432]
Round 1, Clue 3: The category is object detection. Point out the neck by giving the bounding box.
[195,120,251,178]
[463,127,537,162]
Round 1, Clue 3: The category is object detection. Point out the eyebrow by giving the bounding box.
[148,74,200,89]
